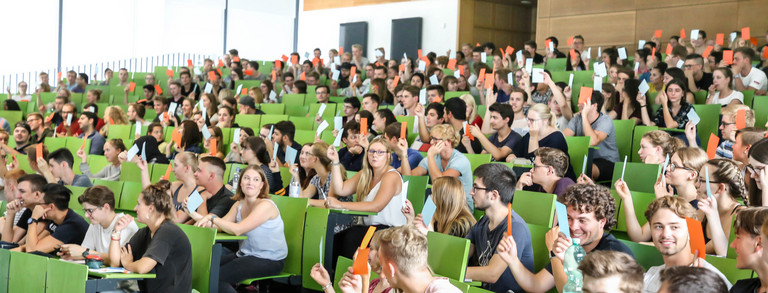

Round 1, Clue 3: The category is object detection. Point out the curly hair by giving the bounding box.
[644,196,698,223]
[430,124,460,148]
[560,184,617,231]
[377,224,429,276]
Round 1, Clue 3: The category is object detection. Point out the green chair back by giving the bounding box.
[107,124,133,140]
[272,196,309,276]
[444,91,471,101]
[288,116,316,131]
[631,125,658,163]
[614,191,656,233]
[66,186,88,210]
[234,114,262,130]
[308,103,336,117]
[572,71,595,86]
[93,179,125,202]
[294,129,316,145]
[544,58,567,71]
[693,90,708,104]
[512,190,556,227]
[427,231,470,282]
[618,239,663,270]
[119,162,142,182]
[150,163,176,182]
[333,256,354,293]
[610,162,661,194]
[65,137,91,158]
[753,96,768,129]
[692,104,721,148]
[118,181,144,213]
[259,114,289,128]
[283,94,306,106]
[528,224,552,271]
[564,136,590,178]
[260,103,285,115]
[9,251,48,292]
[285,105,309,117]
[178,224,217,293]
[0,248,9,293]
[46,258,87,293]
[705,255,754,284]
[0,111,23,131]
[741,90,755,108]
[612,119,635,160]
[302,207,331,291]
[45,137,68,153]
[404,175,429,214]
[464,153,492,172]
[86,155,109,175]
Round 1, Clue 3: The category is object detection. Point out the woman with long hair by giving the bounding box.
[371,78,393,105]
[165,120,202,159]
[78,138,126,181]
[637,130,685,165]
[614,79,647,125]
[216,106,237,129]
[140,152,207,224]
[695,159,748,256]
[202,126,225,159]
[287,143,318,195]
[99,106,130,138]
[706,67,744,106]
[235,136,283,195]
[402,176,476,238]
[639,79,694,129]
[747,138,768,207]
[460,94,482,127]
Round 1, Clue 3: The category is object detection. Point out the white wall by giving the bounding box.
[227,0,296,61]
[296,0,458,62]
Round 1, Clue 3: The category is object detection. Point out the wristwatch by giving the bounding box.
[82,248,91,258]
[29,218,40,224]
[549,250,557,259]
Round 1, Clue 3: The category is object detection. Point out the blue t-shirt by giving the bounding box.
[487,130,522,161]
[467,210,533,293]
[392,149,423,170]
[496,89,510,103]
[79,131,105,156]
[418,149,474,211]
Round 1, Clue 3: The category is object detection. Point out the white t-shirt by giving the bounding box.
[709,90,744,105]
[643,259,732,293]
[736,67,768,93]
[511,117,529,137]
[81,213,139,253]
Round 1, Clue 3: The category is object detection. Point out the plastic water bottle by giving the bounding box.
[230,166,241,193]
[563,238,586,293]
[289,168,301,198]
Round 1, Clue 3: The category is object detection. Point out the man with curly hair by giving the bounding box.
[496,183,633,293]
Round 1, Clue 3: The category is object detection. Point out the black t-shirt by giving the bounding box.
[730,278,760,293]
[533,53,545,64]
[695,72,714,92]
[456,126,483,154]
[127,220,192,293]
[546,233,634,273]
[44,209,89,245]
[16,208,32,231]
[207,186,236,218]
[467,212,534,293]
[276,141,302,166]
[180,84,201,99]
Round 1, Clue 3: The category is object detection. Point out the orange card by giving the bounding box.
[398,64,405,72]
[505,46,514,55]
[173,130,183,148]
[686,217,706,259]
[300,72,306,81]
[281,55,289,63]
[162,112,169,123]
[290,55,299,65]
[210,138,218,156]
[418,49,423,58]
[654,30,662,38]
[187,59,193,67]
[544,39,551,49]
[338,46,343,55]
[162,163,173,180]
[57,72,62,79]
[499,48,504,56]
[707,133,719,159]
[447,59,457,70]
[36,143,43,159]
[484,73,494,89]
[476,42,481,47]
[312,57,320,66]
[217,59,224,67]
[723,50,734,65]
[569,49,578,61]
[109,117,115,125]
[578,87,593,104]
[400,122,407,139]
[128,82,136,92]
[702,46,714,59]
[665,43,673,55]
[271,71,277,81]
[244,69,254,76]
[507,203,512,236]
[465,123,474,140]
[716,33,724,45]
[166,69,174,77]
[651,47,657,60]
[420,56,431,67]
[352,248,370,275]
[478,68,487,82]
[208,71,217,81]
[216,68,222,76]
[680,28,686,39]
[392,76,400,88]
[458,65,465,75]
[154,84,163,94]
[241,88,248,96]
[736,109,746,129]
[81,136,87,150]
[567,36,574,46]
[742,27,751,41]
[45,112,55,123]
[361,118,368,136]
[763,47,768,60]
[360,226,377,248]
[275,59,283,69]
[232,56,240,62]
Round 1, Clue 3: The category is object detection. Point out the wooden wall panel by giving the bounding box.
[459,0,535,48]
[458,0,475,47]
[537,0,550,18]
[548,0,636,18]
[635,0,732,10]
[737,0,768,34]
[546,11,636,47]
[474,1,494,28]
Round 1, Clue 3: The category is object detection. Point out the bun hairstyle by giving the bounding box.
[141,180,174,220]
[528,103,556,127]
[642,130,685,158]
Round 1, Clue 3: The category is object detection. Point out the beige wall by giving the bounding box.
[304,0,413,11]
[536,0,768,55]
[458,0,536,50]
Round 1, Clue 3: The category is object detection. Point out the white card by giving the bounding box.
[454,70,461,78]
[687,109,701,125]
[204,82,213,94]
[403,52,407,59]
[268,125,274,140]
[334,116,343,130]
[269,91,277,101]
[331,70,340,80]
[597,46,602,57]
[304,52,310,59]
[639,79,650,96]
[351,73,358,84]
[168,102,178,117]
[419,88,427,105]
[429,75,439,85]
[141,142,147,161]
[194,67,202,75]
[135,121,142,139]
[730,32,737,43]
[375,49,383,57]
[516,50,523,61]
[233,128,241,144]
[418,60,426,72]
[676,59,684,68]
[481,52,487,62]
[593,76,603,91]
[594,62,607,77]
[508,72,515,86]
[235,84,243,95]
[525,58,533,73]
[316,120,329,136]
[449,50,456,59]
[187,190,204,212]
[634,62,640,72]
[333,128,344,147]
[126,144,139,161]
[89,106,95,113]
[272,142,278,160]
[638,40,646,50]
[618,47,628,60]
[531,68,544,83]
[334,56,341,65]
[548,42,555,52]
[67,114,73,126]
[584,47,591,60]
[317,103,328,117]
[691,29,700,40]
[568,73,574,88]
[400,180,409,206]
[201,125,211,140]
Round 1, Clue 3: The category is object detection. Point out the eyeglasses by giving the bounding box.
[747,164,767,175]
[667,163,696,173]
[722,122,736,126]
[301,151,314,157]
[471,184,490,192]
[527,118,541,123]
[695,177,722,188]
[84,207,102,215]
[532,164,550,171]
[430,136,445,142]
[367,150,388,156]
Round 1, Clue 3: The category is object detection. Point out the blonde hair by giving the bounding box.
[430,124,460,148]
[644,195,698,222]
[105,106,129,125]
[736,207,768,237]
[431,177,476,237]
[676,147,708,177]
[459,94,478,122]
[311,141,333,171]
[355,137,392,200]
[202,93,219,118]
[377,224,429,276]
[721,104,755,128]
[174,152,199,173]
[250,87,264,104]
[578,251,644,293]
[706,159,748,205]
[643,130,685,158]
[528,103,556,127]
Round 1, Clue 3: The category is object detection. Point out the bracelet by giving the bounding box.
[640,105,647,108]
[322,283,332,291]
[332,162,340,166]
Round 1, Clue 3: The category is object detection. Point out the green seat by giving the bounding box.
[614,190,656,234]
[0,111,22,130]
[234,80,262,91]
[329,96,347,104]
[528,223,552,271]
[178,224,217,293]
[610,162,661,194]
[289,116,316,131]
[45,137,68,153]
[692,104,721,148]
[85,155,109,175]
[427,231,471,281]
[308,103,336,118]
[282,94,306,106]
[404,175,429,214]
[93,179,125,202]
[260,103,285,115]
[333,256,355,293]
[705,255,754,284]
[223,163,247,184]
[118,181,143,214]
[544,58,566,71]
[65,137,91,158]
[259,114,289,128]
[107,124,133,140]
[444,91,471,100]
[0,248,10,292]
[565,136,590,178]
[550,71,571,83]
[512,190,556,227]
[741,90,754,108]
[302,207,331,291]
[15,155,36,174]
[693,90,708,104]
[241,196,308,285]
[9,251,48,292]
[572,70,595,86]
[613,119,635,160]
[46,258,87,293]
[294,129,316,145]
[119,162,142,182]
[66,186,88,209]
[285,105,309,117]
[618,239,663,270]
[464,153,491,172]
[631,125,658,163]
[150,163,176,182]
[234,114,261,130]
[753,96,768,129]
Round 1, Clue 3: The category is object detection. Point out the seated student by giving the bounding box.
[384,122,423,173]
[15,183,89,254]
[616,147,707,242]
[139,152,206,224]
[747,138,768,206]
[0,169,26,228]
[77,112,106,155]
[238,96,265,115]
[637,130,685,165]
[564,91,619,182]
[81,103,107,131]
[715,104,755,159]
[643,196,732,292]
[460,94,483,128]
[731,47,768,95]
[193,156,236,218]
[578,251,644,293]
[465,163,533,293]
[405,124,474,211]
[513,103,570,164]
[232,136,282,195]
[58,185,139,261]
[127,103,150,127]
[109,181,193,293]
[356,110,377,137]
[326,137,407,261]
[38,148,94,187]
[402,176,476,238]
[144,122,170,157]
[165,120,203,159]
[189,166,287,293]
[467,103,521,160]
[695,159,748,256]
[10,121,33,155]
[412,102,445,152]
[516,147,575,198]
[290,142,339,204]
[372,109,396,134]
[26,113,53,144]
[658,266,729,293]
[311,231,392,293]
[78,138,126,181]
[639,79,694,131]
[338,225,463,293]
[613,79,647,125]
[359,93,381,115]
[444,98,482,154]
[100,106,130,138]
[727,207,768,292]
[216,106,237,129]
[498,183,633,292]
[133,135,170,164]
[337,121,365,172]
[2,174,46,244]
[706,67,744,106]
[272,120,301,167]
[426,84,445,104]
[341,97,360,126]
[223,127,253,163]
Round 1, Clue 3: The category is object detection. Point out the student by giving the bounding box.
[402,176,476,238]
[683,54,713,92]
[361,93,380,113]
[11,122,33,155]
[460,94,483,128]
[727,207,768,293]
[216,106,237,129]
[639,79,694,130]
[564,91,619,182]
[235,136,283,194]
[731,47,768,95]
[716,104,755,159]
[498,183,633,292]
[193,156,236,218]
[140,152,206,224]
[58,186,139,262]
[466,163,533,293]
[516,147,575,198]
[326,136,407,261]
[637,130,685,165]
[467,103,521,160]
[16,183,89,254]
[202,126,226,159]
[133,135,170,164]
[272,120,302,167]
[342,97,360,125]
[78,138,126,181]
[38,148,94,187]
[578,251,644,293]
[127,103,150,127]
[337,121,365,172]
[189,166,286,293]
[2,174,47,244]
[696,159,748,256]
[78,112,106,155]
[733,128,766,188]
[109,181,193,293]
[444,98,482,154]
[384,122,422,173]
[56,104,81,137]
[642,196,732,292]
[658,266,729,293]
[747,138,768,206]
[165,120,203,159]
[290,142,339,205]
[311,231,391,293]
[26,113,53,144]
[392,85,421,117]
[706,67,744,105]
[412,102,445,152]
[513,103,570,166]
[372,109,396,134]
